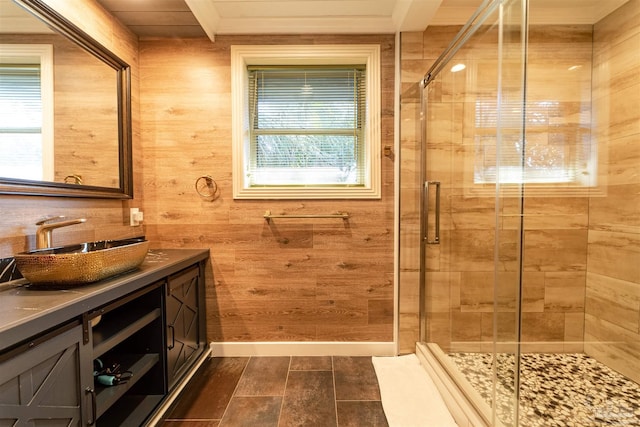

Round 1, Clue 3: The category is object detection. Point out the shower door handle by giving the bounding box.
[423,181,441,244]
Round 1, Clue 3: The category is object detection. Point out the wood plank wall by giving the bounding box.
[0,1,396,346]
[139,35,396,343]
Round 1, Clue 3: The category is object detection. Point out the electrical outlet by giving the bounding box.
[130,208,144,226]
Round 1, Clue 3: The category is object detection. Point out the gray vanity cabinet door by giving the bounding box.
[166,266,200,388]
[0,323,92,426]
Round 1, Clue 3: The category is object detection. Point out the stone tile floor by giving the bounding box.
[161,356,389,427]
[449,352,640,427]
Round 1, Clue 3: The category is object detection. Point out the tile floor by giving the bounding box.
[161,356,389,427]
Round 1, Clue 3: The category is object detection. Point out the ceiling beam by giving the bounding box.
[392,0,443,32]
[184,0,219,41]
[213,16,398,35]
[184,0,443,37]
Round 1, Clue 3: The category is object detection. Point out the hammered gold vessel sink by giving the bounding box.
[15,237,150,286]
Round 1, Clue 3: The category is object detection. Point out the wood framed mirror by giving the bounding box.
[0,0,132,198]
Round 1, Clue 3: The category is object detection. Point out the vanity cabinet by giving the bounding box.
[0,249,210,427]
[0,322,92,426]
[88,281,166,426]
[166,265,202,388]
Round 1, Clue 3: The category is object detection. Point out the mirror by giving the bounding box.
[0,0,132,198]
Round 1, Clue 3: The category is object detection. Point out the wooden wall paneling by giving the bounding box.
[140,34,395,343]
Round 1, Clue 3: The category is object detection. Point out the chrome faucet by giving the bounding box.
[35,216,86,249]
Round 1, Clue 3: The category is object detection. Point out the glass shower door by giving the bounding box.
[418,0,639,425]
[420,1,527,425]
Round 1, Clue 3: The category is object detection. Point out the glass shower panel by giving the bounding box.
[513,1,640,425]
[515,2,595,425]
[493,1,527,426]
[421,1,526,425]
[418,0,640,425]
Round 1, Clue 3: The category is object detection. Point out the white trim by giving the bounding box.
[231,44,381,200]
[0,44,54,181]
[210,341,395,357]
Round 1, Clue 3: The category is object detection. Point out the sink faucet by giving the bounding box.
[35,216,86,249]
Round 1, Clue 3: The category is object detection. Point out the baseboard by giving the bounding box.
[210,341,396,357]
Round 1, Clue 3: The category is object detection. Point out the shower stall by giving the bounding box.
[400,0,640,425]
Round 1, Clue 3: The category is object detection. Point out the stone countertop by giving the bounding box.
[0,248,209,352]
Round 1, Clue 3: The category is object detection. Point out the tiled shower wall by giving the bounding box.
[585,0,640,384]
[399,23,593,354]
[518,24,594,352]
[397,27,463,353]
[398,10,637,356]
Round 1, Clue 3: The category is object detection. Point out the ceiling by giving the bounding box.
[4,0,631,39]
[91,0,206,37]
[94,0,452,38]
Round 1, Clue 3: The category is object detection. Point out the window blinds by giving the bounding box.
[247,66,366,186]
[0,64,42,133]
[0,64,44,180]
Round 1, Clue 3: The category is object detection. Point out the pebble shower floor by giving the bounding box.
[448,352,640,426]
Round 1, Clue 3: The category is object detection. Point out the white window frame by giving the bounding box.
[231,44,381,199]
[0,44,54,181]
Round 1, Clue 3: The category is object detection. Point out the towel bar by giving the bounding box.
[263,210,350,221]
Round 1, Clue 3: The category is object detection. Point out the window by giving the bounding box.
[248,66,365,187]
[231,45,381,199]
[0,44,54,181]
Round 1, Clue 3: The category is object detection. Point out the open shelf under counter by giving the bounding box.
[95,353,161,419]
[92,307,162,358]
